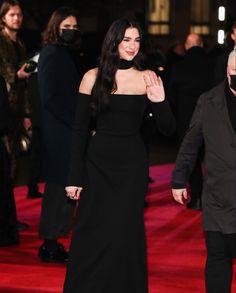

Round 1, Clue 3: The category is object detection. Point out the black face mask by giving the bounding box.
[230,75,236,91]
[60,29,78,44]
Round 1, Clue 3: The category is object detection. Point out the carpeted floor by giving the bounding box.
[1,164,236,292]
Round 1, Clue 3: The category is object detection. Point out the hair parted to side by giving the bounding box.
[42,6,79,47]
[0,0,21,29]
[91,18,144,114]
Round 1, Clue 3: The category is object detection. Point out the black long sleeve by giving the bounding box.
[171,95,205,188]
[67,93,91,187]
[150,99,176,136]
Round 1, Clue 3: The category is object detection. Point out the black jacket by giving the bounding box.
[38,44,80,184]
[172,81,236,233]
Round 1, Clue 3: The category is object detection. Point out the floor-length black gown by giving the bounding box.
[63,93,175,293]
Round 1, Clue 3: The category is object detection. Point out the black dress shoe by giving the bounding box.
[27,191,43,199]
[144,201,149,208]
[148,176,154,183]
[38,243,68,263]
[186,198,201,210]
[17,220,29,231]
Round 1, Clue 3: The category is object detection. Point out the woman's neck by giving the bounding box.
[118,59,134,70]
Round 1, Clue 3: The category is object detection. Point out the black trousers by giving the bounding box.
[205,231,233,293]
[39,183,75,240]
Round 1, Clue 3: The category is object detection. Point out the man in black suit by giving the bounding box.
[167,33,213,210]
[172,49,236,293]
[38,7,81,263]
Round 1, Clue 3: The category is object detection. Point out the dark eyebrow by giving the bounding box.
[123,36,140,40]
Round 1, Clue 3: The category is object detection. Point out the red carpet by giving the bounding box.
[0,164,236,292]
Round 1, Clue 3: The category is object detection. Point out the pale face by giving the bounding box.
[118,27,141,61]
[2,5,23,31]
[231,28,236,46]
[59,16,78,33]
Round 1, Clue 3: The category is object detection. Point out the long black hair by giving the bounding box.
[42,6,80,49]
[91,18,144,113]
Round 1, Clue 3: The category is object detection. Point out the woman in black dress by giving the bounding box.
[63,18,175,293]
[0,75,19,247]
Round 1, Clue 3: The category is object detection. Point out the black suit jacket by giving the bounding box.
[172,81,236,233]
[38,44,80,184]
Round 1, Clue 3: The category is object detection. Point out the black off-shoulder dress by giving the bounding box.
[63,93,175,293]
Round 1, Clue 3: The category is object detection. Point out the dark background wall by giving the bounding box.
[10,0,236,63]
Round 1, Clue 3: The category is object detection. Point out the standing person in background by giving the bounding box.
[0,0,32,229]
[63,18,175,293]
[164,39,185,86]
[0,75,19,247]
[37,6,81,263]
[0,0,31,177]
[172,49,236,293]
[167,33,213,210]
[26,52,43,199]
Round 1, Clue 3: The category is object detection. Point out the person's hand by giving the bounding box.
[24,118,31,130]
[17,63,31,79]
[65,186,82,200]
[143,70,165,102]
[172,188,188,205]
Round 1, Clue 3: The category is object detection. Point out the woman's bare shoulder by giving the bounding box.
[79,68,98,94]
[141,69,156,75]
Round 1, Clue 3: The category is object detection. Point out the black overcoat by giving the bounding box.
[38,45,80,184]
[172,81,236,234]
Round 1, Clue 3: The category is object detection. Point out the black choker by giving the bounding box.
[118,59,134,70]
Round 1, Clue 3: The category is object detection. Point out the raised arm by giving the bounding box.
[143,70,176,136]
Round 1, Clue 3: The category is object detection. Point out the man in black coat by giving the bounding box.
[0,75,19,246]
[172,49,236,293]
[167,33,213,210]
[38,7,81,263]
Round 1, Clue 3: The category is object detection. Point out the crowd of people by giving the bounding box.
[1,0,236,292]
